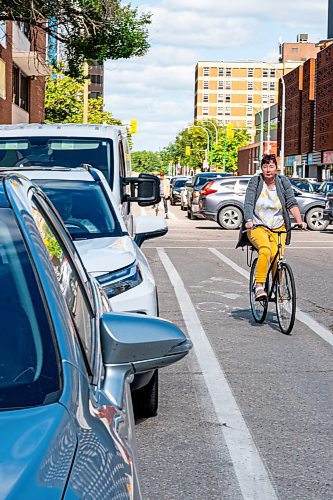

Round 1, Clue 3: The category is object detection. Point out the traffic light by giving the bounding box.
[130,119,138,134]
[185,145,191,156]
[226,124,234,140]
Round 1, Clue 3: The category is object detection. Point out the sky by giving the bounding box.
[104,0,328,151]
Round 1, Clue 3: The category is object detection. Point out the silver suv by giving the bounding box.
[199,176,329,231]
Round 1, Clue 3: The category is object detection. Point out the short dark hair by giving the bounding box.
[261,154,277,167]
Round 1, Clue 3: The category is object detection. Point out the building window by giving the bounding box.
[203,67,210,76]
[203,106,209,115]
[247,68,254,77]
[262,94,268,104]
[218,80,224,89]
[217,107,223,115]
[225,107,231,116]
[270,95,275,103]
[225,94,231,103]
[246,119,253,127]
[262,81,268,90]
[0,21,6,48]
[218,120,224,126]
[246,106,252,116]
[90,74,103,85]
[248,81,253,90]
[270,68,275,77]
[12,65,29,111]
[0,59,5,99]
[18,21,30,40]
[291,47,298,53]
[270,81,275,91]
[218,67,224,76]
[226,81,231,90]
[203,94,209,102]
[247,94,253,103]
[89,91,101,99]
[203,80,209,89]
[226,67,232,76]
[217,93,223,102]
[263,68,268,77]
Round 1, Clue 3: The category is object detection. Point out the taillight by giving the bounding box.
[201,181,218,196]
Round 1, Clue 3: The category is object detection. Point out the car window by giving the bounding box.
[0,209,61,410]
[0,137,114,187]
[31,198,95,372]
[195,175,220,187]
[35,180,124,240]
[174,179,188,187]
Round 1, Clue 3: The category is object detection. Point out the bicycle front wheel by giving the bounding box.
[249,257,268,323]
[275,262,296,335]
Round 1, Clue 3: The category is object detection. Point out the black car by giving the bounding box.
[289,178,321,193]
[187,172,233,219]
[170,177,191,205]
[324,192,333,223]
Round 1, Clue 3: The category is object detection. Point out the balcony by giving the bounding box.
[12,22,50,77]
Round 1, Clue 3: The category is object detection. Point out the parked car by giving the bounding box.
[199,177,328,231]
[317,180,333,195]
[0,124,160,227]
[187,172,233,219]
[323,192,333,223]
[170,177,191,205]
[0,172,191,498]
[289,178,321,193]
[10,166,167,417]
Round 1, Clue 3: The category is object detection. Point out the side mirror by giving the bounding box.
[123,173,161,206]
[100,312,192,408]
[133,215,168,247]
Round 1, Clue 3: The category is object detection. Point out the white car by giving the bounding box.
[14,166,168,417]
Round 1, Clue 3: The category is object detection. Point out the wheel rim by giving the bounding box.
[250,258,268,323]
[221,209,240,228]
[309,210,325,229]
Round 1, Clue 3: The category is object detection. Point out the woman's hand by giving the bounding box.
[297,221,307,230]
[245,220,253,230]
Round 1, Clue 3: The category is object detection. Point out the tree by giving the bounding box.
[131,151,165,174]
[210,127,250,172]
[0,0,151,76]
[44,68,123,126]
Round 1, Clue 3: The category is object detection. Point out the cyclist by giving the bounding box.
[158,172,170,219]
[241,154,306,301]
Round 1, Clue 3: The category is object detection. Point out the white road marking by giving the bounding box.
[139,206,147,216]
[157,248,278,500]
[209,248,333,348]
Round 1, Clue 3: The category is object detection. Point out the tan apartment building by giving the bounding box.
[194,60,300,141]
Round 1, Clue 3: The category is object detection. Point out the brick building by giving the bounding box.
[0,21,49,124]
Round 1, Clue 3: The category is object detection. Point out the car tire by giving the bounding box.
[305,207,329,231]
[132,370,158,419]
[217,206,242,230]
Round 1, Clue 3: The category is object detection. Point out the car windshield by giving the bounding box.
[174,179,188,187]
[195,175,221,187]
[35,180,124,240]
[0,209,61,411]
[290,180,315,192]
[0,137,114,186]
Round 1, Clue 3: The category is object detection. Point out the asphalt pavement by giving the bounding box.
[135,203,333,500]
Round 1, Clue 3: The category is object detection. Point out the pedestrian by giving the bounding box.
[159,172,170,219]
[237,154,306,301]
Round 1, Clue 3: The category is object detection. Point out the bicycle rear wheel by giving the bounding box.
[275,262,296,335]
[249,257,268,323]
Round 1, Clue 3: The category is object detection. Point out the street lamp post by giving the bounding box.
[202,120,218,145]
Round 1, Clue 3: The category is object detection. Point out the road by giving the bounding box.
[135,204,333,500]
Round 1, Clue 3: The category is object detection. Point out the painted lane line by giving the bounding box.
[157,248,278,500]
[209,248,333,348]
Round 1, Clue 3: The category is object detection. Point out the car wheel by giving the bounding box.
[217,206,242,229]
[305,207,329,231]
[132,370,158,419]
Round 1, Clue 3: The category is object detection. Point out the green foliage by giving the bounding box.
[44,68,123,126]
[131,150,166,174]
[0,0,151,77]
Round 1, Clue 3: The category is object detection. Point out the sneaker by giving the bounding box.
[255,287,267,301]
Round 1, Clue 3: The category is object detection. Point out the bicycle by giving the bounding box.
[246,224,302,335]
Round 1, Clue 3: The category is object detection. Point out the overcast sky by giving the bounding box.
[104,0,327,151]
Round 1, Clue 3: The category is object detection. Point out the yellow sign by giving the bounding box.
[129,119,138,134]
[185,145,191,156]
[226,124,234,140]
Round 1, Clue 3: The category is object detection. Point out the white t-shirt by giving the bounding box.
[253,183,284,229]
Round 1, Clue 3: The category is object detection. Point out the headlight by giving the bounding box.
[97,262,142,298]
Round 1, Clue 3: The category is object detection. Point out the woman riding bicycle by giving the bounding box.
[242,154,306,301]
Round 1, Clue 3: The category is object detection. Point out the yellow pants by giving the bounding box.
[248,226,286,283]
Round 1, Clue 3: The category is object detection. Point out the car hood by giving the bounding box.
[75,235,136,276]
[0,403,76,498]
[297,192,325,202]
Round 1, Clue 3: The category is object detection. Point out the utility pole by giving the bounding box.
[83,61,89,124]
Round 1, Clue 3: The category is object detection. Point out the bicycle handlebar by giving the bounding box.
[242,223,305,234]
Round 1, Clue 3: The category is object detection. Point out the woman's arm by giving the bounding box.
[289,206,307,229]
